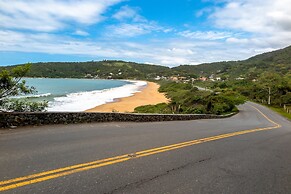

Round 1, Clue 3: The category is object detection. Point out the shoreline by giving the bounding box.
[86,81,169,113]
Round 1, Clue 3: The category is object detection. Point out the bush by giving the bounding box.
[134,103,171,114]
[184,105,206,114]
[0,99,48,112]
[135,81,243,115]
[0,64,48,112]
[212,103,231,115]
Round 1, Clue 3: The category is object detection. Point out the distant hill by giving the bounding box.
[1,45,291,79]
[1,60,171,79]
[172,61,234,76]
[173,45,291,78]
[246,45,291,64]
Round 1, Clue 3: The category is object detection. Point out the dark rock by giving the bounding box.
[0,112,236,129]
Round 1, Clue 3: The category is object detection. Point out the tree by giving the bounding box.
[0,64,48,112]
[260,72,286,104]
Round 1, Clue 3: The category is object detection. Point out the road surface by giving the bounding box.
[0,102,291,193]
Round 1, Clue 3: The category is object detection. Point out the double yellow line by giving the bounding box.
[0,105,281,192]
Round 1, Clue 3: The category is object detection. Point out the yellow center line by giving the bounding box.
[0,104,281,192]
[0,154,129,186]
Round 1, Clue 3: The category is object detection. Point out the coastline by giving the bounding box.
[86,81,169,113]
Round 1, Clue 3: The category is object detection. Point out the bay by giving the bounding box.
[21,78,146,112]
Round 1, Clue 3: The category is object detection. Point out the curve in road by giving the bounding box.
[0,102,290,193]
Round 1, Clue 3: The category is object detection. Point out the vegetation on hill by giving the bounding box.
[1,45,290,81]
[134,46,291,115]
[135,81,245,115]
[210,72,291,107]
[246,45,291,64]
[0,60,171,79]
[173,45,291,79]
[135,72,290,116]
[192,72,291,118]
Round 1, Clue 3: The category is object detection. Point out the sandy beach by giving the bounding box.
[86,81,169,113]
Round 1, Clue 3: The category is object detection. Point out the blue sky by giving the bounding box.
[1,0,291,67]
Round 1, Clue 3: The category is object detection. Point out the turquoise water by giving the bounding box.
[21,78,146,112]
[24,78,130,98]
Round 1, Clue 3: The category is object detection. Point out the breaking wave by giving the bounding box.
[48,81,147,112]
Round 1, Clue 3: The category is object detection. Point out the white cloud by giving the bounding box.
[2,28,262,66]
[2,0,291,67]
[74,30,89,36]
[210,0,291,48]
[112,5,145,22]
[106,22,163,37]
[0,30,258,67]
[0,0,123,32]
[109,5,171,38]
[178,30,233,40]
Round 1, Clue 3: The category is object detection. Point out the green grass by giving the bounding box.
[267,106,291,120]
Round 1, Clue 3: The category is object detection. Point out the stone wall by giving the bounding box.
[0,112,236,128]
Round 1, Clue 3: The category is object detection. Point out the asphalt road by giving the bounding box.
[0,102,291,194]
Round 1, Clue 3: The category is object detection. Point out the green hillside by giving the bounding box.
[1,60,171,79]
[172,61,234,76]
[173,45,291,78]
[1,45,291,79]
[246,45,291,64]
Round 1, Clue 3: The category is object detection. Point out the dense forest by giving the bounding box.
[0,60,172,79]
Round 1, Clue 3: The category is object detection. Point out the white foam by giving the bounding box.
[28,93,52,98]
[12,93,52,99]
[48,80,147,112]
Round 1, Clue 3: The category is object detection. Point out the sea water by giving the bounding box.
[20,78,147,112]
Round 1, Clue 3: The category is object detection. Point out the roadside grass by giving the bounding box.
[266,106,291,120]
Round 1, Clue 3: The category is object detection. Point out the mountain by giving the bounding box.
[173,45,291,78]
[1,60,171,79]
[246,45,291,64]
[1,45,291,79]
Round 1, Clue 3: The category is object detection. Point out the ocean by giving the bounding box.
[20,78,147,112]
